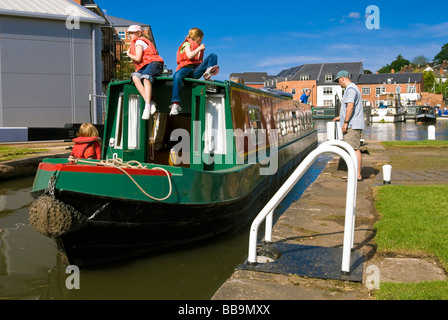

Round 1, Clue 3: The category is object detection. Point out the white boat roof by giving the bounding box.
[0,0,104,24]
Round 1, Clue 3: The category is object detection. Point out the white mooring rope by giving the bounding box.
[68,156,173,201]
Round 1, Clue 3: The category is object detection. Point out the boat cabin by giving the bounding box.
[102,78,313,172]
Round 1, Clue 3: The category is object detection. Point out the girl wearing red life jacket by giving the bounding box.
[169,28,219,116]
[127,25,164,120]
[71,123,102,160]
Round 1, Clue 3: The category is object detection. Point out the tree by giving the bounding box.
[433,43,448,65]
[412,55,430,66]
[378,54,411,73]
[423,71,435,92]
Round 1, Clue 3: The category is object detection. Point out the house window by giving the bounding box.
[325,74,333,82]
[291,88,296,95]
[323,100,333,106]
[302,88,311,94]
[323,87,333,95]
[300,75,310,81]
[118,31,126,39]
[376,86,386,96]
[362,87,371,95]
[407,85,416,93]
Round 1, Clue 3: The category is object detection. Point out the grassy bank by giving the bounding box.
[373,139,448,299]
[0,145,48,162]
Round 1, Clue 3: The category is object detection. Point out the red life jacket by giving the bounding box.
[71,137,101,160]
[129,37,164,71]
[176,38,204,71]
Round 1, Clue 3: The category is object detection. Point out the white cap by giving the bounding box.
[127,25,143,33]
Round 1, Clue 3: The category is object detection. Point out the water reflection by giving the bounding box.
[314,119,448,141]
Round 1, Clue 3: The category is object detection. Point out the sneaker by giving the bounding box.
[203,65,219,80]
[150,101,157,115]
[169,103,182,116]
[142,107,150,120]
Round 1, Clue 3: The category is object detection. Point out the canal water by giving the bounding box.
[1,120,447,300]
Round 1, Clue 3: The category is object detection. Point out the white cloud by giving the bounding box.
[348,12,361,19]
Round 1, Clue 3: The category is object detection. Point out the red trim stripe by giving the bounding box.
[38,162,172,177]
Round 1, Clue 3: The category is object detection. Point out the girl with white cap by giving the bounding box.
[127,25,164,119]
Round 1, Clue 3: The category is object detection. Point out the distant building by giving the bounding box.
[271,62,364,106]
[105,15,156,52]
[0,0,104,127]
[357,73,424,107]
[74,1,124,91]
[229,72,275,89]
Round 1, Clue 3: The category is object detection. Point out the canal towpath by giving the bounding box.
[212,141,448,300]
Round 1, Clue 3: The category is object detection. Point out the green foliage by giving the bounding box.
[433,43,448,65]
[373,184,448,299]
[378,54,411,73]
[0,146,48,162]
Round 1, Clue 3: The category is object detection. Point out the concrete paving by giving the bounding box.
[211,141,448,300]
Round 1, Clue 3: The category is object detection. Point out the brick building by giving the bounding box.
[357,73,424,107]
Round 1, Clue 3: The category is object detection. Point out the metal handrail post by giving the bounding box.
[263,140,358,245]
[247,145,356,273]
[319,140,358,248]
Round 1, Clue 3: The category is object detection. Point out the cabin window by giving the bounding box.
[325,74,333,82]
[114,92,124,149]
[300,75,310,81]
[204,94,226,155]
[248,105,264,146]
[278,109,286,136]
[128,95,140,149]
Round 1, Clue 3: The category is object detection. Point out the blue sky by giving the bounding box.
[94,0,448,81]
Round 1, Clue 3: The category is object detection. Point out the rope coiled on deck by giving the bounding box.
[68,156,173,201]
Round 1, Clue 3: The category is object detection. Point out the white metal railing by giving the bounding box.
[247,140,358,273]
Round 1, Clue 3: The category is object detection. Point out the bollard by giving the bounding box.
[428,125,436,140]
[382,165,392,184]
[326,121,336,141]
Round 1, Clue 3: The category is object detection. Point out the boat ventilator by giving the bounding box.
[247,140,358,274]
[68,156,173,201]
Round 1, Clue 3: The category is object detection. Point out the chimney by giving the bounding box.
[391,69,395,74]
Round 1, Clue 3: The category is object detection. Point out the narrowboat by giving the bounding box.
[311,106,336,120]
[29,77,318,267]
[416,105,437,123]
[370,93,407,123]
[406,105,419,120]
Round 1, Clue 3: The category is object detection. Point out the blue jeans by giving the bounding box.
[171,53,218,103]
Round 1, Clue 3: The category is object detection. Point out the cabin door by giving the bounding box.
[191,86,205,171]
[120,85,147,162]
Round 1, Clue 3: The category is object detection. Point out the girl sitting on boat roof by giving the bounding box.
[71,123,101,160]
[169,27,219,116]
[127,25,164,120]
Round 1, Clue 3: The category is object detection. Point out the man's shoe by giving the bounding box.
[203,65,219,80]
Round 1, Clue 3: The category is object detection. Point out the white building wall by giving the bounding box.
[316,85,344,107]
[0,15,102,127]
